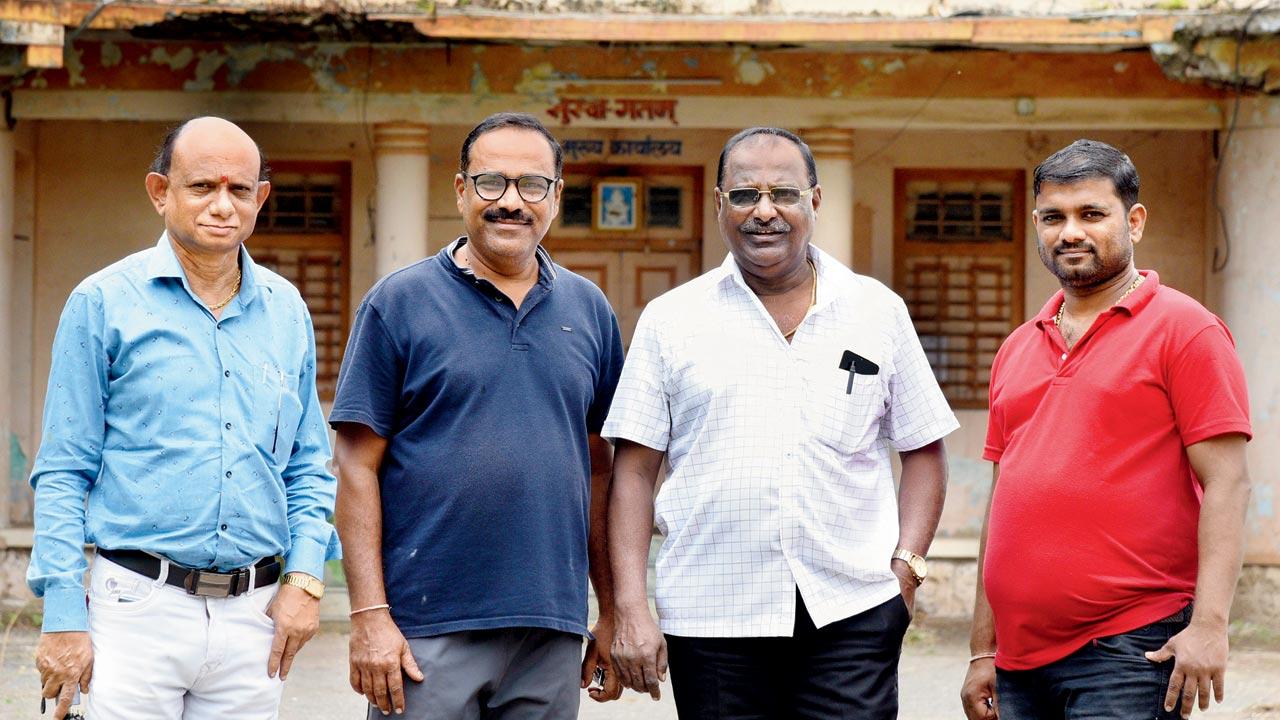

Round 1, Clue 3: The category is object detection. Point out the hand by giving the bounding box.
[611,603,667,700]
[960,657,999,720]
[891,559,918,620]
[581,614,622,702]
[35,631,93,720]
[266,581,321,680]
[1145,619,1229,718]
[349,608,424,715]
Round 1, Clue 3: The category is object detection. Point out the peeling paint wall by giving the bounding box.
[8,122,37,526]
[18,40,1224,103]
[1209,98,1280,565]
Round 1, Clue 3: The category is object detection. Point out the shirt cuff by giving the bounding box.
[41,586,89,633]
[283,536,330,580]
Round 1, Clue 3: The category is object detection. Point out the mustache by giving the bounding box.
[483,207,532,223]
[1055,243,1095,254]
[738,218,791,235]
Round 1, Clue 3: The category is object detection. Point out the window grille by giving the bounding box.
[251,164,350,400]
[894,169,1025,408]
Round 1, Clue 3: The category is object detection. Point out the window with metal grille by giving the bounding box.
[894,169,1025,408]
[555,179,686,232]
[646,186,682,228]
[561,184,593,227]
[250,162,350,400]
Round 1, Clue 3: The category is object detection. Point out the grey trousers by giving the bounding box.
[368,627,582,720]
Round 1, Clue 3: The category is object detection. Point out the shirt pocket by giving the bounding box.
[808,346,889,454]
[257,362,303,468]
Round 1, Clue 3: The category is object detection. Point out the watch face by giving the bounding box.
[908,556,928,579]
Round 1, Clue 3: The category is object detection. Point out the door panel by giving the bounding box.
[554,250,622,301]
[553,249,695,345]
[620,252,695,341]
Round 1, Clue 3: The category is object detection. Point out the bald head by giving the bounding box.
[150,116,271,182]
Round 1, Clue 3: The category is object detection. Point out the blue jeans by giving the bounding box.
[996,605,1191,720]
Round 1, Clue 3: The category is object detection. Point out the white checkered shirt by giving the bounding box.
[603,247,958,637]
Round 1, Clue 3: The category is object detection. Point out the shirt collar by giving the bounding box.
[716,243,835,309]
[145,232,263,308]
[442,236,558,285]
[1034,269,1160,331]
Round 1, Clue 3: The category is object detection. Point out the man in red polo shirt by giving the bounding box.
[960,139,1252,720]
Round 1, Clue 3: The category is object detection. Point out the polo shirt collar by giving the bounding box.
[1034,268,1160,331]
[442,236,557,285]
[145,232,264,309]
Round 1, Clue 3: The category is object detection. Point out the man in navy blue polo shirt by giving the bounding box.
[330,112,624,719]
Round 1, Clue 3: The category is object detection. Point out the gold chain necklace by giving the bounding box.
[207,269,242,311]
[782,259,818,340]
[1055,272,1144,328]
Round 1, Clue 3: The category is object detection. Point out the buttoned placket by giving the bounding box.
[1050,306,1124,375]
[166,270,247,566]
[466,274,552,350]
[206,293,247,564]
[730,274,815,631]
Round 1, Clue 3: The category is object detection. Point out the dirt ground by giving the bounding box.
[3,624,1277,719]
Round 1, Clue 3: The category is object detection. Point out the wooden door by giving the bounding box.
[545,164,702,346]
[556,250,696,342]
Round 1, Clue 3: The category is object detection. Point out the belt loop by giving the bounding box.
[155,557,171,588]
[246,562,258,596]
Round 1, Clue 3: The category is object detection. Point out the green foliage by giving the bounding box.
[325,558,347,587]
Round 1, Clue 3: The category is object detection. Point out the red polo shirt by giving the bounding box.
[983,270,1251,671]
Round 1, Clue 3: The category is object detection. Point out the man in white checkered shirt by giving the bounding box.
[604,127,959,719]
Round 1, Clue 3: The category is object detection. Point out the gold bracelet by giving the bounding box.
[968,651,997,663]
[349,603,391,617]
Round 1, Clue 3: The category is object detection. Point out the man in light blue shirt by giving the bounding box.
[28,116,338,720]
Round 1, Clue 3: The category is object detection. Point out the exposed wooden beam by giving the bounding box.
[395,11,1185,48]
[0,1,238,30]
[0,1,1196,49]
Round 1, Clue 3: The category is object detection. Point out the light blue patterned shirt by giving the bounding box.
[28,234,339,632]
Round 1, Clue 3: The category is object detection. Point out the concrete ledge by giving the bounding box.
[928,538,979,559]
[0,527,35,550]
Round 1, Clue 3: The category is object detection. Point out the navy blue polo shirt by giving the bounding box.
[330,238,623,638]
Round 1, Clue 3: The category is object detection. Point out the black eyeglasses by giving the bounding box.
[466,173,558,203]
[717,186,814,208]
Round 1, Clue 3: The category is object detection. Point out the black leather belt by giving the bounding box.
[99,548,281,598]
[1157,603,1194,625]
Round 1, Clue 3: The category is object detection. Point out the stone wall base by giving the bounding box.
[3,549,1278,638]
[915,559,1280,647]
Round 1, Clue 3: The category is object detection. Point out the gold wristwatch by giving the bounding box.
[282,572,326,599]
[892,548,928,586]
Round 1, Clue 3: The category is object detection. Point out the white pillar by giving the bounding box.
[1213,101,1280,565]
[0,127,14,528]
[373,123,430,277]
[803,127,855,270]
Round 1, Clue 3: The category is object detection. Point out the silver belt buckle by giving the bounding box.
[184,569,238,597]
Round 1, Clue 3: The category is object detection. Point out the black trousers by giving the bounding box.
[666,591,912,720]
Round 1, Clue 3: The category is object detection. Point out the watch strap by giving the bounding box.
[283,572,325,599]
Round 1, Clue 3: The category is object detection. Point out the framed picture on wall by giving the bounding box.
[593,179,642,231]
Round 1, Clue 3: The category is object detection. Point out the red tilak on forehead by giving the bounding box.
[220,175,228,184]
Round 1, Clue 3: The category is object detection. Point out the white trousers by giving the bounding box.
[85,555,284,719]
